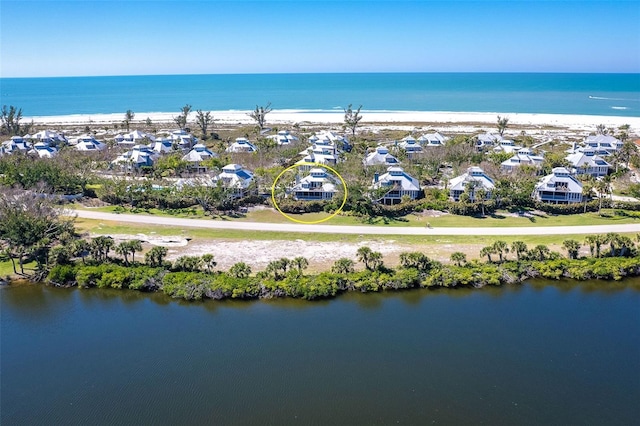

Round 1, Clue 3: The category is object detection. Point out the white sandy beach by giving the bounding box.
[26,110,640,132]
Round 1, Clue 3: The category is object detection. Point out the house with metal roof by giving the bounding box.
[449,166,495,201]
[1,136,31,154]
[534,167,583,204]
[182,144,218,172]
[29,141,58,158]
[566,147,611,177]
[418,132,449,147]
[226,137,257,153]
[267,130,299,145]
[363,145,400,167]
[371,166,421,205]
[501,147,544,172]
[584,134,623,156]
[211,164,254,198]
[290,167,338,201]
[111,145,157,170]
[397,136,423,157]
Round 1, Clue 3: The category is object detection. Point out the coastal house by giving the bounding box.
[226,137,257,153]
[169,130,198,150]
[267,130,299,145]
[371,166,421,205]
[584,134,622,156]
[363,145,400,167]
[290,167,338,201]
[418,132,448,147]
[32,130,67,146]
[182,144,218,172]
[1,136,31,154]
[500,147,544,172]
[111,145,157,170]
[29,141,58,158]
[149,138,175,154]
[449,166,495,201]
[211,164,254,198]
[476,132,502,149]
[75,135,106,152]
[534,167,583,204]
[492,139,521,154]
[115,130,155,148]
[297,140,339,168]
[310,131,351,152]
[565,147,611,177]
[397,136,423,157]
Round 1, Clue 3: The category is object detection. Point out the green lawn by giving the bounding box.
[75,218,636,247]
[72,204,640,228]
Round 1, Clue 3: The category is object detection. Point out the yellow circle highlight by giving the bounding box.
[271,162,348,224]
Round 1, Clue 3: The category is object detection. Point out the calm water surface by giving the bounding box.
[2,281,639,425]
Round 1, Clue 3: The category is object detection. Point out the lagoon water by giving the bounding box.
[2,73,639,117]
[2,281,639,425]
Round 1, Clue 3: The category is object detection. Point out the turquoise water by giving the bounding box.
[1,73,639,117]
[2,281,639,425]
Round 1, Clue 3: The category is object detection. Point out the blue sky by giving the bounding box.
[1,0,639,77]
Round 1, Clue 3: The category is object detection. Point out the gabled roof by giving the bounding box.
[449,167,495,192]
[372,166,420,192]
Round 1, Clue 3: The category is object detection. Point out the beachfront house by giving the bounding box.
[75,135,106,152]
[32,130,67,146]
[492,139,522,154]
[371,166,421,205]
[565,147,611,177]
[500,147,544,172]
[449,166,495,201]
[476,132,502,150]
[111,145,157,170]
[363,145,400,167]
[397,136,423,157]
[584,134,623,156]
[418,132,449,147]
[212,164,254,198]
[182,144,218,172]
[534,167,583,204]
[226,137,257,153]
[290,167,338,201]
[29,141,58,158]
[1,136,31,154]
[267,130,299,145]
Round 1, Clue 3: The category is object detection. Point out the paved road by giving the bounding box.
[72,210,640,236]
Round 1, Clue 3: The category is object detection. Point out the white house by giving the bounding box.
[75,136,106,152]
[418,132,448,147]
[267,130,299,145]
[182,144,217,172]
[310,130,351,152]
[211,164,254,198]
[584,134,622,156]
[1,136,31,154]
[363,145,400,167]
[534,167,583,204]
[29,141,58,158]
[169,130,198,150]
[111,145,157,169]
[501,147,544,172]
[449,166,495,201]
[476,132,502,149]
[397,136,423,157]
[32,130,66,145]
[148,138,175,154]
[492,139,521,154]
[226,137,257,153]
[371,166,421,205]
[115,130,155,148]
[566,147,611,177]
[290,167,338,201]
[297,139,339,168]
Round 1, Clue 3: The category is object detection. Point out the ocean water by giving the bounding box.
[1,73,639,117]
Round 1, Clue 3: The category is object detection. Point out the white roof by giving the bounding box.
[449,167,495,192]
[535,168,583,193]
[372,166,420,192]
[363,146,400,166]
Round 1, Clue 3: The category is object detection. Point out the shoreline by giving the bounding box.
[25,109,640,132]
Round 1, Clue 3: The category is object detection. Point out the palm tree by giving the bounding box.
[530,245,551,261]
[115,241,131,265]
[145,246,168,267]
[450,252,467,267]
[201,253,217,272]
[292,256,309,274]
[511,241,528,261]
[492,240,509,263]
[229,262,252,278]
[562,239,581,259]
[357,246,383,271]
[475,187,487,216]
[480,246,495,263]
[127,240,143,264]
[331,258,355,274]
